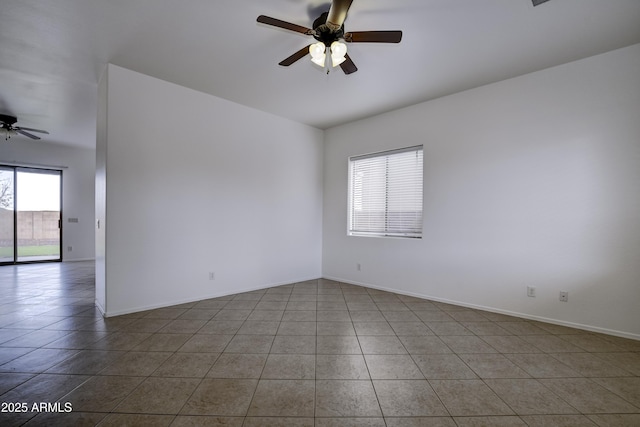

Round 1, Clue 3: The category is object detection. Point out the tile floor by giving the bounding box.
[0,261,639,426]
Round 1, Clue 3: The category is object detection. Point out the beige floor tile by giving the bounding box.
[277,321,316,335]
[213,309,252,321]
[504,353,581,378]
[207,353,267,378]
[399,335,453,355]
[485,378,579,415]
[26,411,108,427]
[115,377,200,414]
[452,416,527,426]
[358,336,407,354]
[255,301,288,311]
[561,334,626,352]
[349,310,386,322]
[177,308,218,320]
[179,334,233,353]
[429,379,514,416]
[520,335,584,353]
[1,372,89,403]
[45,349,124,374]
[354,321,396,336]
[550,352,633,377]
[132,333,192,351]
[315,380,382,417]
[197,320,243,334]
[596,352,640,376]
[223,334,274,353]
[388,321,432,335]
[282,310,317,321]
[317,321,356,335]
[316,418,386,427]
[172,416,244,426]
[316,354,370,379]
[244,417,314,427]
[364,354,424,379]
[540,378,639,413]
[459,354,530,378]
[271,335,316,354]
[159,319,207,334]
[520,414,598,426]
[412,354,478,379]
[98,351,172,376]
[261,354,315,379]
[316,335,362,354]
[384,417,457,427]
[586,414,640,426]
[181,378,258,416]
[424,321,473,336]
[236,321,280,335]
[152,352,219,377]
[248,379,315,417]
[317,310,351,321]
[62,375,145,412]
[439,336,498,353]
[592,377,640,407]
[0,372,34,395]
[247,310,284,321]
[0,348,79,373]
[373,379,449,417]
[479,335,541,353]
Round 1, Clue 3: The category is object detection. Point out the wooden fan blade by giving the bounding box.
[16,126,49,134]
[327,0,354,29]
[257,15,313,35]
[345,31,403,43]
[15,129,41,140]
[279,45,312,66]
[340,53,358,75]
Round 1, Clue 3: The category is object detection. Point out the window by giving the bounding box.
[348,145,423,238]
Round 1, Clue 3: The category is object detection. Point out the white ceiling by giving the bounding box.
[1,0,640,149]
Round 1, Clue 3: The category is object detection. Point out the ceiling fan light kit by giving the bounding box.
[309,42,327,67]
[0,114,49,141]
[257,0,402,75]
[308,41,347,68]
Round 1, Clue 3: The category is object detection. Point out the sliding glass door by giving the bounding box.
[0,166,62,264]
[0,167,14,263]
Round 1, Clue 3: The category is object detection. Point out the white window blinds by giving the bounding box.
[348,146,423,238]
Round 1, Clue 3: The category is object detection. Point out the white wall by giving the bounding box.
[97,64,323,316]
[0,140,95,262]
[323,44,640,339]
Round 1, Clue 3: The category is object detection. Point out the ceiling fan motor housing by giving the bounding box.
[0,114,18,126]
[312,12,344,46]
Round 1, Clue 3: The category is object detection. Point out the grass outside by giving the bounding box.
[0,245,60,258]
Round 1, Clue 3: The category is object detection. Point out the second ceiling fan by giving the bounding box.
[257,0,402,75]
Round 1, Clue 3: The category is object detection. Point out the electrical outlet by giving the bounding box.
[67,246,72,252]
[527,286,536,297]
[559,291,568,302]
[209,272,215,280]
[356,263,361,271]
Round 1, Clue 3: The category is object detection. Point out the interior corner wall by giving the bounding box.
[0,140,96,262]
[322,43,640,339]
[95,66,108,314]
[98,64,323,316]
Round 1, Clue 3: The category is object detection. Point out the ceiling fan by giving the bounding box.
[0,114,49,141]
[257,0,402,74]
